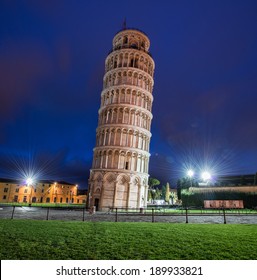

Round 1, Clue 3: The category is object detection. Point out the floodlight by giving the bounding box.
[26,177,33,185]
[201,171,211,181]
[187,170,194,177]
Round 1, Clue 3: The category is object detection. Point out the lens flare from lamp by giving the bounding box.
[26,177,33,185]
[201,171,211,181]
[187,170,194,177]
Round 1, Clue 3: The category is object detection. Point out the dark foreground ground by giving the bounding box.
[0,206,257,224]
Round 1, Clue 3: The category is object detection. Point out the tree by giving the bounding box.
[151,189,157,201]
[240,176,246,186]
[177,176,197,200]
[149,178,160,189]
[170,191,175,205]
[147,178,161,202]
[165,182,170,203]
[161,185,166,199]
[177,179,182,200]
[254,172,257,186]
[148,189,152,201]
[155,188,162,200]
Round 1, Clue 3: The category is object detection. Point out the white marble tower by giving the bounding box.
[88,27,155,210]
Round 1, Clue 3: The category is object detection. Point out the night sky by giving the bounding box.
[1,0,257,189]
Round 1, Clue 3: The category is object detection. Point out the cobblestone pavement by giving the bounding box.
[0,206,257,224]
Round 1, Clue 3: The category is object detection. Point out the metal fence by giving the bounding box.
[0,205,257,224]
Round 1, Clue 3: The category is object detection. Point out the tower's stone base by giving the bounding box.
[88,170,148,211]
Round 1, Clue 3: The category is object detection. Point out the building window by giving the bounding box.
[3,195,7,200]
[23,196,27,203]
[77,199,79,203]
[66,198,68,203]
[14,195,18,202]
[54,197,57,203]
[60,197,63,203]
[46,197,50,203]
[134,58,138,68]
[125,161,129,170]
[24,189,28,193]
[4,188,8,193]
[15,188,19,193]
[42,189,44,193]
[34,188,37,193]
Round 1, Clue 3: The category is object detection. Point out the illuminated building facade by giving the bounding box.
[0,178,86,204]
[88,28,155,210]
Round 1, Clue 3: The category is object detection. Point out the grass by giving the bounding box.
[0,220,257,260]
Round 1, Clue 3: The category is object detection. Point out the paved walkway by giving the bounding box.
[0,206,257,224]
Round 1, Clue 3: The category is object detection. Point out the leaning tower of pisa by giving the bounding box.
[88,28,155,210]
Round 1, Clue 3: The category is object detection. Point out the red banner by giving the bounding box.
[204,200,244,209]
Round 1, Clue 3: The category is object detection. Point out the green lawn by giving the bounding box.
[0,219,256,260]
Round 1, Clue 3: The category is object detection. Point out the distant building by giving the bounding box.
[190,173,257,193]
[183,173,257,208]
[0,178,86,204]
[190,185,257,194]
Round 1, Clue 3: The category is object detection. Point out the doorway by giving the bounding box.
[94,198,100,211]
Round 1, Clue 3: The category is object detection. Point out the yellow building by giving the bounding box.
[0,178,86,205]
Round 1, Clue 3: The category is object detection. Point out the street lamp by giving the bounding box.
[26,177,34,206]
[201,171,211,181]
[187,170,194,178]
[26,177,33,186]
[187,169,194,188]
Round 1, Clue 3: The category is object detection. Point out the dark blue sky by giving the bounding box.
[0,0,257,189]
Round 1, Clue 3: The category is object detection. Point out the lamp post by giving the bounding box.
[201,171,211,182]
[26,177,33,206]
[187,169,194,188]
[185,169,212,187]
